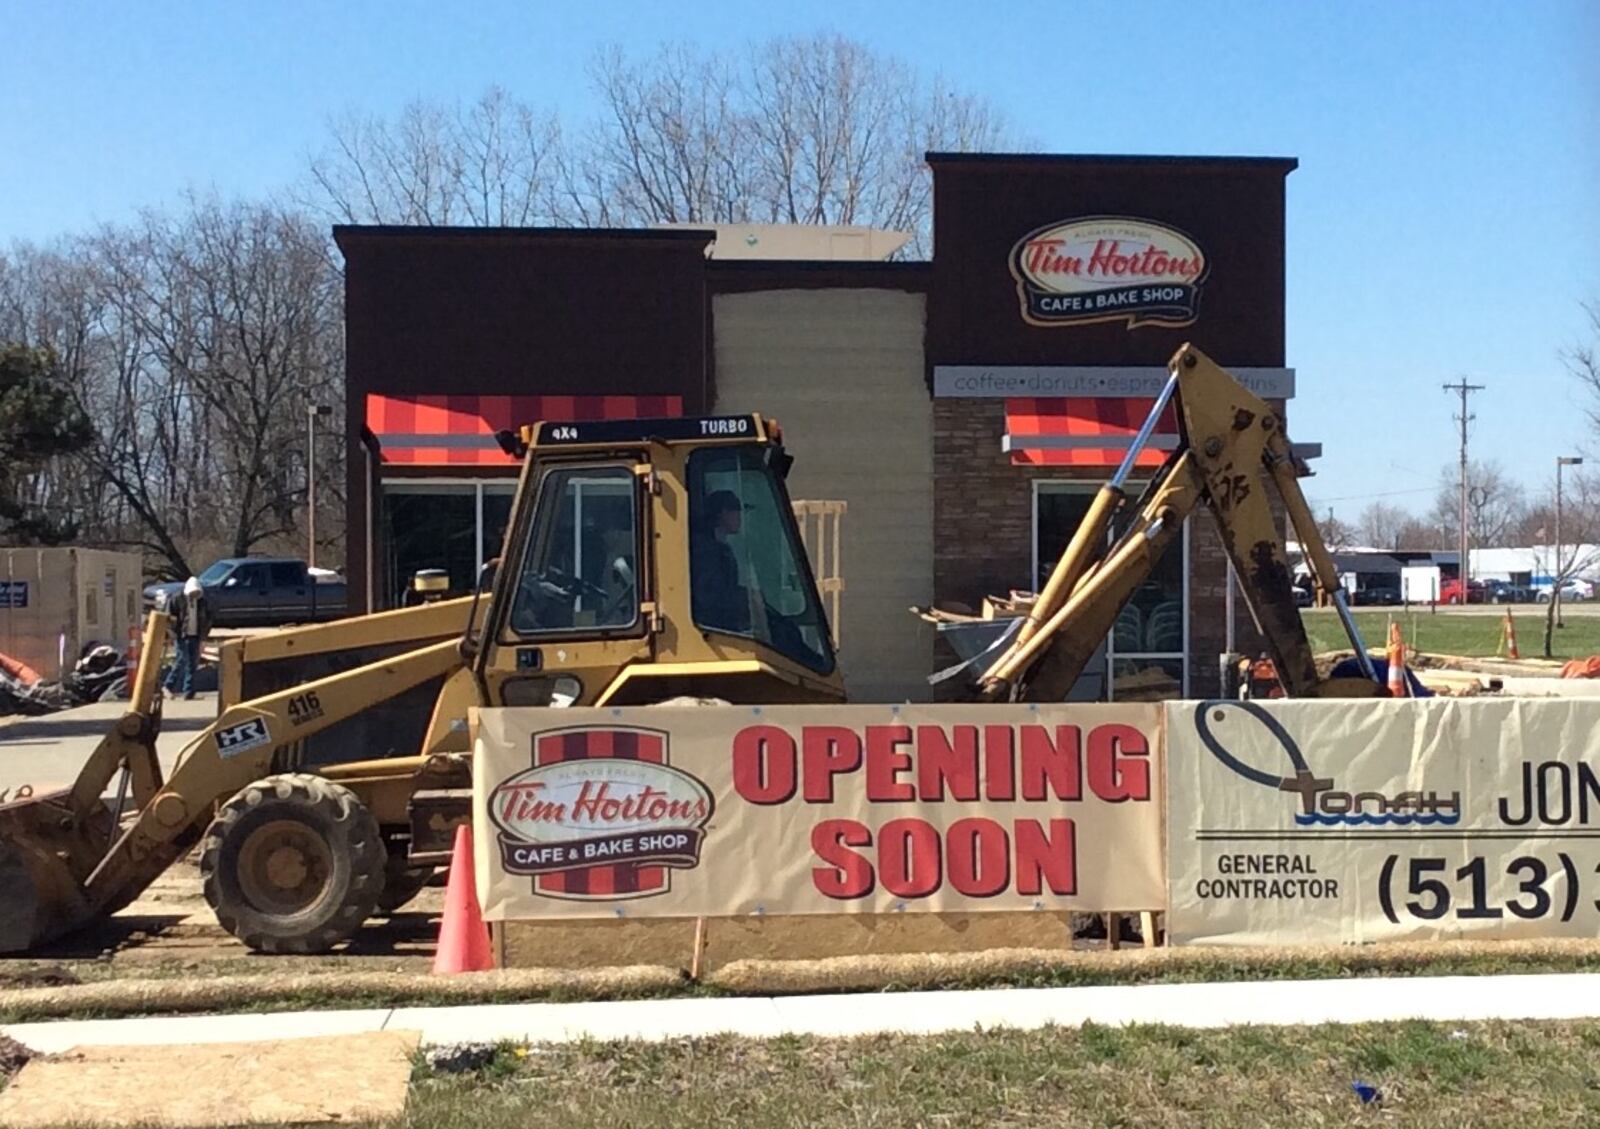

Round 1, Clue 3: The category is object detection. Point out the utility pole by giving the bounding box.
[1443,379,1484,585]
[1556,456,1583,628]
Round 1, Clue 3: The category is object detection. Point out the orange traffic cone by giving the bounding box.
[433,824,493,974]
[1386,621,1408,698]
[1503,609,1521,660]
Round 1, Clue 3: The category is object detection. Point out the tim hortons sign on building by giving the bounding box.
[1010,216,1209,328]
[474,705,1165,921]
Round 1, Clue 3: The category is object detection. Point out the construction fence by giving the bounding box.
[471,697,1600,966]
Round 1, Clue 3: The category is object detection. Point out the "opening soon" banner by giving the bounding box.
[472,704,1166,920]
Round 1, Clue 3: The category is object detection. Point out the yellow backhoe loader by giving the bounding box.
[0,344,1381,956]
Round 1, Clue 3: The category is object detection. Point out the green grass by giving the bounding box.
[1303,608,1600,661]
[380,1021,1600,1127]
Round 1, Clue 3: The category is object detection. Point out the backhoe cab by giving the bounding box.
[471,413,844,710]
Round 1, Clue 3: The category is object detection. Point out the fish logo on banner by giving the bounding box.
[488,725,714,901]
[1194,701,1460,827]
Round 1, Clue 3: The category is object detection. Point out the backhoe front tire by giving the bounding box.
[200,774,386,954]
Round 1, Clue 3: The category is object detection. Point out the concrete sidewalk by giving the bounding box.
[10,972,1600,1053]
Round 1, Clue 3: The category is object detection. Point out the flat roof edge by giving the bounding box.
[332,225,717,250]
[925,152,1298,173]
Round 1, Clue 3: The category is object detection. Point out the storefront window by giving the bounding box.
[382,479,519,607]
[384,484,477,605]
[483,484,517,565]
[687,446,834,674]
[1034,481,1187,700]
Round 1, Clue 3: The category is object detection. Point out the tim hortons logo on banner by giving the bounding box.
[1194,701,1460,827]
[489,726,714,901]
[1010,216,1208,329]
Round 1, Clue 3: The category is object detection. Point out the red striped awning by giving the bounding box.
[1004,397,1177,468]
[367,394,685,465]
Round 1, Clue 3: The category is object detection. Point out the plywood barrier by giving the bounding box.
[501,912,1091,974]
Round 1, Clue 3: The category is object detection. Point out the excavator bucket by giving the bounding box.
[0,792,111,951]
[0,612,169,953]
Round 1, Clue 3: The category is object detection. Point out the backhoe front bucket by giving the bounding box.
[0,790,113,952]
[0,610,169,953]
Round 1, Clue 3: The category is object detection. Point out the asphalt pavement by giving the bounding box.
[0,694,216,794]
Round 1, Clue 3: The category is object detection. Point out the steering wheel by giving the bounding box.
[537,567,607,603]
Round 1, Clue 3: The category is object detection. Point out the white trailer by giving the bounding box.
[1401,565,1441,604]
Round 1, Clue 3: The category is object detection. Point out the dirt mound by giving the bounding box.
[0,966,79,990]
[0,1035,33,1079]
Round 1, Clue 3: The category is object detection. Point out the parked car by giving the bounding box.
[1536,578,1594,604]
[1351,586,1401,606]
[1291,584,1313,608]
[1481,579,1537,604]
[1439,578,1486,605]
[144,557,349,628]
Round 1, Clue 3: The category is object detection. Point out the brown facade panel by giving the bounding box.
[926,154,1294,372]
[338,227,713,610]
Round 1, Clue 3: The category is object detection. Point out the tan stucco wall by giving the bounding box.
[712,289,934,702]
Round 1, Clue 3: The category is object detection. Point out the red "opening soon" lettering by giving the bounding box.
[729,723,1151,806]
[811,816,1076,901]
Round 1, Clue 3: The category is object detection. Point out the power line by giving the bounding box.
[1312,485,1439,505]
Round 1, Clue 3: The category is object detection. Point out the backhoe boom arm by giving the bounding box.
[978,344,1380,702]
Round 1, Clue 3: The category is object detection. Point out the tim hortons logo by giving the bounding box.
[489,726,713,900]
[1009,216,1208,329]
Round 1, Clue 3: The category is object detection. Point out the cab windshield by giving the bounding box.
[508,465,640,635]
[687,445,834,674]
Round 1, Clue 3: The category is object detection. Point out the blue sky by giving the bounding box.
[4,1,1596,519]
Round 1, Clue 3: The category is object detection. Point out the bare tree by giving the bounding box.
[308,38,1015,253]
[1567,300,1600,435]
[305,87,563,226]
[1,196,344,577]
[1393,517,1449,550]
[573,45,754,226]
[1524,472,1600,656]
[1357,501,1411,550]
[577,36,1012,252]
[1547,300,1600,655]
[1316,509,1356,552]
[1428,459,1526,549]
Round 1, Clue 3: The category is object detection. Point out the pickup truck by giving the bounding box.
[144,557,349,628]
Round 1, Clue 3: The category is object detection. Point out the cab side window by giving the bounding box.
[509,466,640,635]
[687,445,833,673]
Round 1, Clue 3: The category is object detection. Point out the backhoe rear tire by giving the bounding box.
[200,773,386,954]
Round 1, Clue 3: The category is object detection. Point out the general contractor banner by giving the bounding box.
[1167,697,1600,945]
[473,704,1164,921]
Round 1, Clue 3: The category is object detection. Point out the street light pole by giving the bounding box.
[1556,456,1584,629]
[307,403,332,568]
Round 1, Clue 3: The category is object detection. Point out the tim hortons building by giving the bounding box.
[337,152,1300,702]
